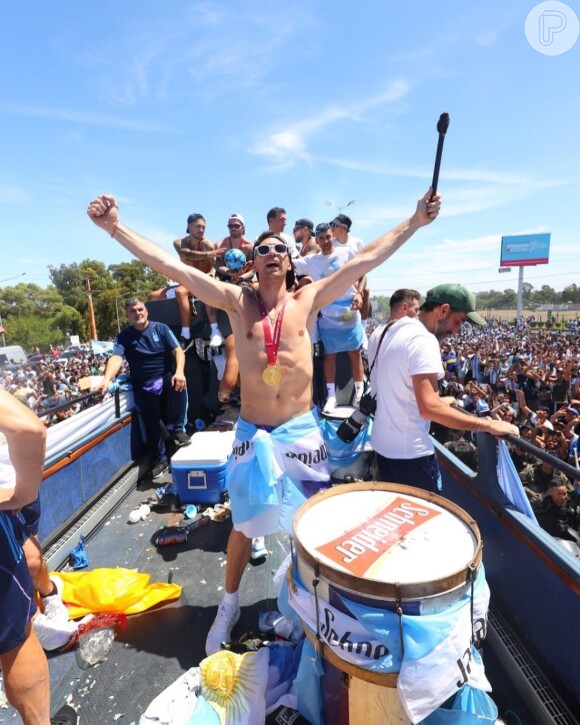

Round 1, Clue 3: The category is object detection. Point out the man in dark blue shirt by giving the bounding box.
[100,297,189,478]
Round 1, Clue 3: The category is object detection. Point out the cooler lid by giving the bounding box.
[171,430,235,466]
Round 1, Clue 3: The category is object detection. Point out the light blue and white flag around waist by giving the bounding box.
[227,409,331,537]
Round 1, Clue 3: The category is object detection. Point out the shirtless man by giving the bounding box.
[87,188,441,655]
[293,218,319,258]
[149,212,225,350]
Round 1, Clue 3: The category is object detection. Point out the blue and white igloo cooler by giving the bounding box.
[171,430,235,505]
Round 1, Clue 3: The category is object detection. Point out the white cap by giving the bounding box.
[228,213,245,226]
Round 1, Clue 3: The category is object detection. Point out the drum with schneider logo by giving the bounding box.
[290,481,483,724]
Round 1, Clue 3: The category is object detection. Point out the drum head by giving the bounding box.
[292,481,482,600]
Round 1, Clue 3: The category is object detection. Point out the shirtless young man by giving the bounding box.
[87,188,441,654]
[149,213,225,350]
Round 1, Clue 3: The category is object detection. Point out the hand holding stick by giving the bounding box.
[431,111,450,200]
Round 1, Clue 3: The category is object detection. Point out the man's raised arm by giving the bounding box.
[312,189,440,312]
[87,195,235,310]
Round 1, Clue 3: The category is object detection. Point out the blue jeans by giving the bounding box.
[376,453,442,493]
[133,373,188,463]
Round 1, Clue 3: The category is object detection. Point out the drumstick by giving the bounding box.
[430,112,450,201]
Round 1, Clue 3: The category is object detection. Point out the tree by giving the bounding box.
[48,259,114,311]
[501,289,517,309]
[561,283,580,305]
[109,260,167,294]
[51,305,85,339]
[521,282,534,303]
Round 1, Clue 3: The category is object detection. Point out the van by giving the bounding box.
[0,345,27,366]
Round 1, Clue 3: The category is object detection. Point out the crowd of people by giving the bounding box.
[0,350,110,426]
[2,186,580,721]
[426,318,580,541]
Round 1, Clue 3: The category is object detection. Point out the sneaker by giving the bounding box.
[251,536,268,561]
[34,613,78,651]
[209,331,224,348]
[41,577,69,623]
[173,430,191,447]
[151,460,169,480]
[179,335,194,353]
[205,600,241,656]
[322,396,337,414]
[50,704,79,725]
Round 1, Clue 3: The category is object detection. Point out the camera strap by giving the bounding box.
[366,320,398,390]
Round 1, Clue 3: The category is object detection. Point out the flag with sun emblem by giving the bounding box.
[200,648,269,725]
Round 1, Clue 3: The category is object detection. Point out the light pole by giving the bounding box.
[115,296,122,334]
[0,272,27,285]
[115,293,133,334]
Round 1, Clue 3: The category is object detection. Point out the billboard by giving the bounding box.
[500,233,550,267]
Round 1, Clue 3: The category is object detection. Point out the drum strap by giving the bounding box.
[311,559,324,656]
[395,581,405,659]
[468,563,476,646]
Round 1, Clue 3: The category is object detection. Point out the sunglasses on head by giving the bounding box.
[255,243,288,256]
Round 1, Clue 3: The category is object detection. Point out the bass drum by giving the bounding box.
[291,481,483,724]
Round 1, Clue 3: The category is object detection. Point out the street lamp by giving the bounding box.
[0,272,27,284]
[324,199,356,215]
[115,293,133,333]
[115,295,123,334]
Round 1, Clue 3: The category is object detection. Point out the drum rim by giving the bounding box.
[292,481,482,599]
[302,620,399,687]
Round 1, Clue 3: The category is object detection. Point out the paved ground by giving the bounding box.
[1,469,286,724]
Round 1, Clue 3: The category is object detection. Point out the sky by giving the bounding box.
[1,0,579,300]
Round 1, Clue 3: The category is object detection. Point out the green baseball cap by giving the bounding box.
[425,283,486,326]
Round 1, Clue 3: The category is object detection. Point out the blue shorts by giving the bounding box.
[15,497,41,539]
[0,511,36,654]
[319,321,364,354]
[376,453,442,494]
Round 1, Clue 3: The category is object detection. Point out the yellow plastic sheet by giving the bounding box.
[53,567,182,619]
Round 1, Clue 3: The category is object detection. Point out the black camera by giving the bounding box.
[336,393,376,443]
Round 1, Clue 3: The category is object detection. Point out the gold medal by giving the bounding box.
[262,364,283,386]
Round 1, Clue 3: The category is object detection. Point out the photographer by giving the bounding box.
[370,284,518,493]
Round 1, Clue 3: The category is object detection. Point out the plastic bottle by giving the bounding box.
[77,626,115,667]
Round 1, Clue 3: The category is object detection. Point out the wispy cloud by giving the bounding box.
[251,80,410,169]
[95,3,312,107]
[349,174,569,226]
[0,183,27,204]
[0,103,174,133]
